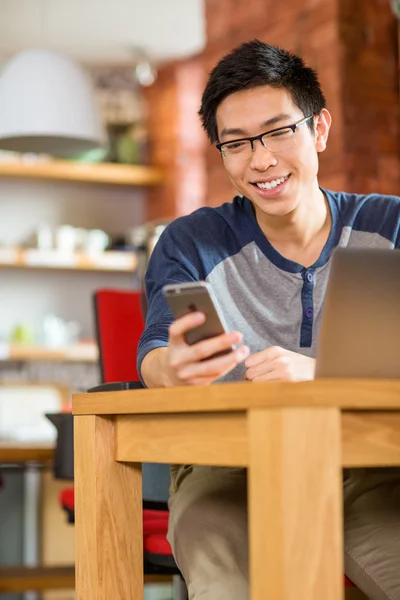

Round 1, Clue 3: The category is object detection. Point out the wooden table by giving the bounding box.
[72,379,400,600]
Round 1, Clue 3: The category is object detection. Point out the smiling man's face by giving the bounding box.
[216,85,331,221]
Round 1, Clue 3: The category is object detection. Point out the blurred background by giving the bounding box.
[0,0,399,599]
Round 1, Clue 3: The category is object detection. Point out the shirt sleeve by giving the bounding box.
[137,218,203,383]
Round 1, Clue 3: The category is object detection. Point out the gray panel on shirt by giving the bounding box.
[206,230,393,383]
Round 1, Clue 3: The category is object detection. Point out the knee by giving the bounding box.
[169,474,248,579]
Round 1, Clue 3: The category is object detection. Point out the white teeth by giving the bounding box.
[256,176,288,190]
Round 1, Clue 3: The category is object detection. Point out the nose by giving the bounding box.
[249,139,277,170]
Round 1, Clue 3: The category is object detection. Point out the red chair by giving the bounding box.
[344,576,356,588]
[94,288,146,383]
[93,289,183,579]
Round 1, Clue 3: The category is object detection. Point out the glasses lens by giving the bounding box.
[262,128,295,152]
[222,139,252,161]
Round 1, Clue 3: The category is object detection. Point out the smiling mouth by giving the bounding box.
[251,174,290,190]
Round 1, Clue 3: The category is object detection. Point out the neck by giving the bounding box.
[255,183,330,250]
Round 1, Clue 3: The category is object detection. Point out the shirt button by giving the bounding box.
[305,308,313,319]
[306,272,314,283]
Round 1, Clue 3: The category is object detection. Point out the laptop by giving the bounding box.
[315,247,400,378]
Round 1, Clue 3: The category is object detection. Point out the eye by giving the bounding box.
[224,141,247,151]
[268,128,292,139]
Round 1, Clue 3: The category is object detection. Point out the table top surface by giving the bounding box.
[72,379,400,416]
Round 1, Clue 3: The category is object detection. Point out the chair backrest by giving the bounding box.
[93,288,170,504]
[94,288,145,383]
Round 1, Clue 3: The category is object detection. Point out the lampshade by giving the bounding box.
[0,49,106,157]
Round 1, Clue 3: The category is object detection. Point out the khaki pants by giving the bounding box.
[167,466,400,600]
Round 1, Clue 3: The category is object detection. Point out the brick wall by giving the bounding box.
[339,0,400,194]
[144,56,206,220]
[146,0,400,217]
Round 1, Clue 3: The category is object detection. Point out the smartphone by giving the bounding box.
[162,281,234,354]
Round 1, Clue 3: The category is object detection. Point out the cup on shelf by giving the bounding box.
[55,225,77,254]
[42,313,81,348]
[84,229,110,255]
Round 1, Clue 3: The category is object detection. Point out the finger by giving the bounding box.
[168,330,244,373]
[246,354,287,380]
[185,330,243,363]
[245,361,275,381]
[245,345,283,368]
[179,346,249,381]
[248,370,283,382]
[168,312,205,341]
[170,330,243,370]
[178,345,250,381]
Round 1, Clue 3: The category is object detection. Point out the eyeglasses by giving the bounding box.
[216,115,314,162]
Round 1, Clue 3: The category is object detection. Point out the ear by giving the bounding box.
[315,109,332,153]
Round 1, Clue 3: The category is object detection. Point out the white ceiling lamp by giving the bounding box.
[0,49,106,157]
[132,47,157,87]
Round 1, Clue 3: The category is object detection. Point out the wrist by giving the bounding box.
[160,348,181,387]
[141,347,177,388]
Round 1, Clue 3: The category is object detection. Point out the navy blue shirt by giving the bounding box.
[138,189,400,383]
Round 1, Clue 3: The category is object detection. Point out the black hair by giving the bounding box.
[199,39,326,143]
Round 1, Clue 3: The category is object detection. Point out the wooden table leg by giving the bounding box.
[74,415,143,600]
[248,407,343,600]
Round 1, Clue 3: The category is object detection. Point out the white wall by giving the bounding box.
[0,178,145,339]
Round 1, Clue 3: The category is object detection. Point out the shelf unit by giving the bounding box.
[0,156,160,581]
[0,341,98,363]
[0,158,158,366]
[0,159,164,187]
[0,247,138,272]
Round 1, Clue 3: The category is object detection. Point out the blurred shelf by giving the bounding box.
[0,442,54,464]
[0,159,164,187]
[0,565,75,592]
[0,566,170,592]
[0,247,138,272]
[0,341,98,363]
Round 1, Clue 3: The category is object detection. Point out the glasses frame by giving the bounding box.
[216,114,314,158]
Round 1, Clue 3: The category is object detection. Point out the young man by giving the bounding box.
[138,40,400,600]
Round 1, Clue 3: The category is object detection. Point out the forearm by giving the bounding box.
[140,347,177,388]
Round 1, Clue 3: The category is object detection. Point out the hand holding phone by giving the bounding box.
[163,281,233,352]
[161,281,249,385]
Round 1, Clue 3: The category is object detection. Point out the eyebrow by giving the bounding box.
[219,113,293,140]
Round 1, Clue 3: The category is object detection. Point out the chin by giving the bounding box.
[253,198,299,218]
